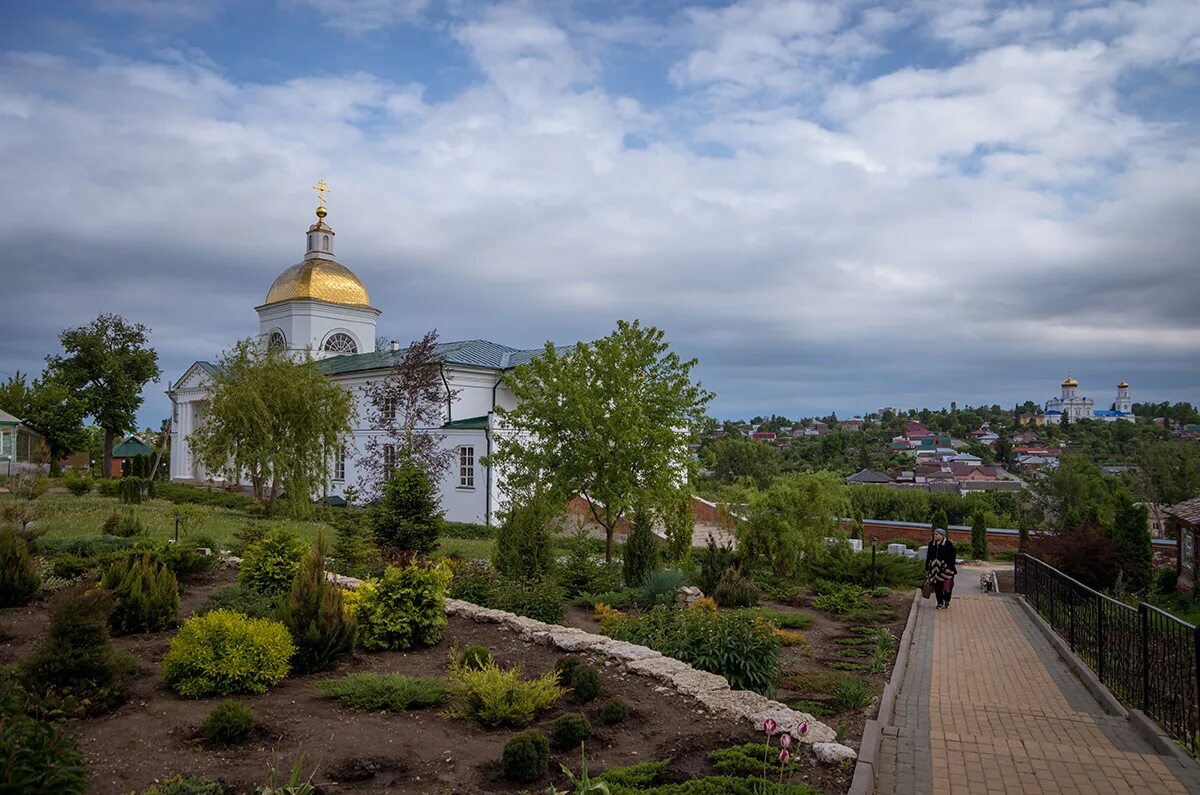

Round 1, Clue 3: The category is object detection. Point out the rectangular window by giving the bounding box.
[382,396,397,423]
[459,446,475,488]
[333,445,345,482]
[383,443,396,475]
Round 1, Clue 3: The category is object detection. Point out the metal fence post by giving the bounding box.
[1097,594,1105,684]
[1069,591,1076,650]
[1194,625,1200,754]
[1140,603,1150,714]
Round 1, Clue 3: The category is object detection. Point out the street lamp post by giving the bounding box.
[174,510,180,545]
[870,535,879,589]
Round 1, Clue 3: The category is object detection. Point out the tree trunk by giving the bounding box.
[103,428,115,479]
[605,525,614,564]
[149,420,169,482]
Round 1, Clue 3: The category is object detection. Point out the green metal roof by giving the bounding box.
[317,339,557,377]
[112,436,154,458]
[442,415,489,430]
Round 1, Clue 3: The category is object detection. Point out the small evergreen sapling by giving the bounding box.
[370,457,443,553]
[970,510,987,561]
[278,531,357,674]
[0,528,40,607]
[622,505,658,589]
[501,730,550,783]
[493,492,556,580]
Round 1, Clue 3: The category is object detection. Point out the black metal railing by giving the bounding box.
[1015,553,1199,754]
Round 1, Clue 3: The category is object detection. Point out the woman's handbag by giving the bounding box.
[921,579,934,599]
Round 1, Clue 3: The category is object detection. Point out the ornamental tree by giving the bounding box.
[44,314,160,477]
[739,471,848,580]
[190,338,354,516]
[488,320,712,563]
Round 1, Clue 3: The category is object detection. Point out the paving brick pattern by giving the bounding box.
[876,591,1200,795]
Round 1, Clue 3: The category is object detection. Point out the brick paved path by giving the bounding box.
[876,589,1200,795]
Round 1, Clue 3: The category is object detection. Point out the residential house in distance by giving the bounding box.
[0,409,47,475]
[840,417,864,431]
[1169,497,1200,592]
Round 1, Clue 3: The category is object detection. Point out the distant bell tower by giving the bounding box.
[1061,375,1078,400]
[1115,380,1132,414]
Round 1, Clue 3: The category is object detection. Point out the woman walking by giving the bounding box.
[926,528,957,610]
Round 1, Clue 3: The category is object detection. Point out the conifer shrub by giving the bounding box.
[102,508,121,535]
[0,528,40,607]
[600,698,630,725]
[198,700,257,745]
[712,567,760,608]
[695,535,737,595]
[160,541,218,579]
[569,665,601,703]
[138,775,225,795]
[370,458,443,553]
[448,560,497,606]
[107,511,145,538]
[552,712,593,750]
[96,479,121,498]
[444,660,565,728]
[278,532,356,674]
[457,644,494,671]
[162,610,295,698]
[314,672,445,711]
[238,527,307,598]
[22,586,134,715]
[101,550,180,634]
[501,730,549,783]
[330,512,377,578]
[623,505,659,590]
[346,562,452,651]
[0,711,87,794]
[637,568,688,609]
[554,654,582,683]
[198,584,279,619]
[493,493,556,580]
[63,475,92,496]
[42,534,135,558]
[493,575,565,623]
[970,509,988,561]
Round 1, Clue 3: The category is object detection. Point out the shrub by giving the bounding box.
[970,510,988,561]
[557,527,617,597]
[370,458,443,553]
[570,665,602,703]
[348,562,452,651]
[101,551,180,634]
[63,476,92,496]
[601,698,630,725]
[457,644,494,671]
[695,534,737,595]
[1028,530,1122,591]
[493,493,556,580]
[50,553,95,581]
[199,700,257,745]
[775,628,807,646]
[554,654,582,683]
[809,542,924,588]
[41,534,135,558]
[712,567,760,608]
[871,586,892,598]
[448,560,497,606]
[120,476,145,504]
[162,610,295,698]
[638,568,688,609]
[160,541,217,578]
[811,581,867,615]
[0,529,40,607]
[443,520,493,539]
[156,481,255,510]
[606,605,780,693]
[199,584,279,619]
[501,730,549,783]
[493,575,565,623]
[314,672,445,711]
[229,523,269,557]
[1156,567,1180,595]
[623,506,659,590]
[330,512,377,579]
[238,527,308,598]
[443,660,564,728]
[96,479,121,498]
[138,775,225,795]
[278,532,356,674]
[552,712,593,750]
[0,713,87,795]
[833,676,871,711]
[22,586,133,715]
[708,743,802,779]
[102,509,121,534]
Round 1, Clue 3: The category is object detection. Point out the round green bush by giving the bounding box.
[0,713,87,794]
[63,476,92,497]
[600,698,630,725]
[237,527,307,598]
[570,665,602,703]
[501,729,549,783]
[552,712,593,750]
[554,654,581,683]
[138,775,225,795]
[198,699,257,745]
[350,563,452,651]
[457,644,494,671]
[161,609,295,698]
[0,529,40,608]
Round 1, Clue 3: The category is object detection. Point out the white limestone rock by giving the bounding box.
[668,669,731,698]
[623,656,692,684]
[676,585,704,606]
[548,631,610,653]
[812,742,858,765]
[602,641,663,662]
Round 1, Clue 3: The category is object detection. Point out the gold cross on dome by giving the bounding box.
[312,179,331,207]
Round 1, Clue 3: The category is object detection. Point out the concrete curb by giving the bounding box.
[1013,594,1198,768]
[848,588,922,795]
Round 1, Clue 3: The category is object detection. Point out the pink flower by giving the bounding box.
[798,721,809,736]
[779,748,790,764]
[779,733,792,749]
[763,718,778,735]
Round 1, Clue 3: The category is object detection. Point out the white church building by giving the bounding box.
[167,196,545,525]
[1044,376,1135,423]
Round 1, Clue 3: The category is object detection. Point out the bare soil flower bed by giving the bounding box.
[0,569,863,794]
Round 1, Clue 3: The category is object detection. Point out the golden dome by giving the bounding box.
[1062,376,1078,388]
[263,259,372,308]
[1118,380,1129,389]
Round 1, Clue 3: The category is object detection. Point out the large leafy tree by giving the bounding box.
[0,371,30,417]
[190,338,354,516]
[489,320,712,563]
[739,471,849,580]
[45,314,160,477]
[712,437,783,489]
[23,376,88,466]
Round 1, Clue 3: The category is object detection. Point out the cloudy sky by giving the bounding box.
[2,0,1199,426]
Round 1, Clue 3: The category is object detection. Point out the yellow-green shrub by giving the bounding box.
[161,610,295,698]
[238,527,307,598]
[347,562,452,651]
[443,660,564,728]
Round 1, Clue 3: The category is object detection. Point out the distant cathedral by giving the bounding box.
[1044,376,1134,423]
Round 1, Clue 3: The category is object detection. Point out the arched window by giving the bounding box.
[323,332,357,355]
[322,235,330,251]
[268,330,287,351]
